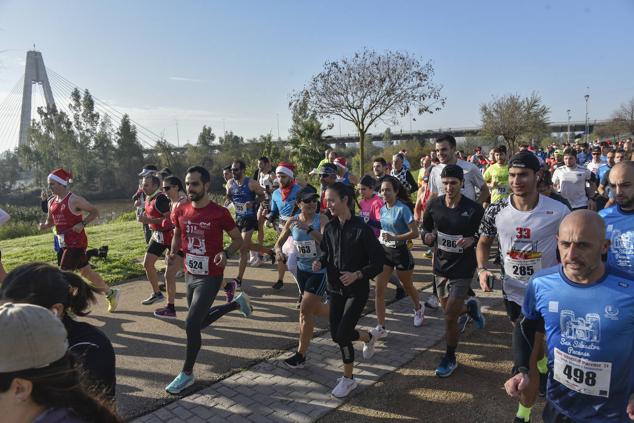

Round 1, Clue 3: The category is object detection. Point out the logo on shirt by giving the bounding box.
[604,305,619,320]
[548,301,559,313]
[560,310,601,355]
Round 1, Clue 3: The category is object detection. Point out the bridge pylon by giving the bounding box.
[18,50,56,147]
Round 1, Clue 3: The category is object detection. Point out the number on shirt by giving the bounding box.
[516,227,531,239]
[562,365,597,387]
[512,265,535,277]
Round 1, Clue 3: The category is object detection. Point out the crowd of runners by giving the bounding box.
[0,134,633,423]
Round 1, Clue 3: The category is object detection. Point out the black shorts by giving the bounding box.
[59,248,90,271]
[297,269,328,297]
[382,245,415,271]
[542,401,574,423]
[504,298,522,322]
[236,215,258,232]
[147,240,169,257]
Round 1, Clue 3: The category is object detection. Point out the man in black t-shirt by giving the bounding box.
[421,164,485,378]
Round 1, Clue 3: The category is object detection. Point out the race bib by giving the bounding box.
[379,230,402,248]
[185,253,209,275]
[295,240,317,258]
[56,233,66,248]
[553,348,611,397]
[497,186,508,195]
[504,257,541,282]
[437,231,463,253]
[152,230,164,244]
[234,202,247,214]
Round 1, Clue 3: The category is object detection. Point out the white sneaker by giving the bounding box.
[425,294,440,309]
[247,255,257,266]
[362,332,377,359]
[414,304,425,327]
[331,376,358,398]
[373,324,388,339]
[251,257,262,267]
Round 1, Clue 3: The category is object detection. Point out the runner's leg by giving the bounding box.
[330,290,370,379]
[374,265,393,327]
[237,230,254,280]
[298,292,329,356]
[143,252,162,294]
[396,269,421,311]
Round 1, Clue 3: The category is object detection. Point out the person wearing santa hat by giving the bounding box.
[269,162,302,290]
[333,157,358,187]
[38,168,120,313]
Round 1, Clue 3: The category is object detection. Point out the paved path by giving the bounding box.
[132,279,503,422]
[85,246,436,420]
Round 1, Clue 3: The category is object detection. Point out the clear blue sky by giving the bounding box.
[0,0,632,151]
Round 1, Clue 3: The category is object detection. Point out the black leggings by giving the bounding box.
[184,275,238,372]
[329,290,369,364]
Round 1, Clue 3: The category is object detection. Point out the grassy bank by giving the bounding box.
[0,218,279,285]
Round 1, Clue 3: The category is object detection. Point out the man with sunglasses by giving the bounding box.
[586,146,606,175]
[226,159,266,291]
[138,174,174,306]
[318,163,338,212]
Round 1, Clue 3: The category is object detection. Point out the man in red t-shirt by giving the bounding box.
[39,168,120,313]
[164,165,254,395]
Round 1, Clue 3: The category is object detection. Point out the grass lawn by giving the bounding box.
[0,219,280,285]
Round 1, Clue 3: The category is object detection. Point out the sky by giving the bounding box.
[0,0,633,151]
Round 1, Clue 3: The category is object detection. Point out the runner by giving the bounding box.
[268,162,302,290]
[38,168,120,313]
[505,210,634,423]
[477,152,570,423]
[165,166,253,394]
[313,182,384,398]
[421,165,485,377]
[318,163,339,213]
[137,174,173,306]
[374,176,425,336]
[0,207,9,282]
[390,153,418,195]
[372,157,388,193]
[599,161,634,277]
[253,156,278,267]
[275,185,329,368]
[483,145,510,204]
[334,157,358,186]
[358,175,406,301]
[134,165,159,244]
[317,148,337,169]
[598,149,626,209]
[552,148,596,210]
[428,134,490,204]
[226,159,266,289]
[585,146,605,175]
[154,175,188,319]
[536,171,572,209]
[1,262,117,398]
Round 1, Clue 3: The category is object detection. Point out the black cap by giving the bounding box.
[591,146,601,153]
[359,175,377,189]
[297,184,319,201]
[440,164,464,180]
[318,163,338,176]
[508,151,541,172]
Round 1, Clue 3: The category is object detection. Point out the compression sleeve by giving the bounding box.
[512,314,545,372]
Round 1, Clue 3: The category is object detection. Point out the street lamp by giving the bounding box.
[567,109,571,144]
[584,94,590,143]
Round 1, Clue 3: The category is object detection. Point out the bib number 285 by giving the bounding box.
[512,265,534,277]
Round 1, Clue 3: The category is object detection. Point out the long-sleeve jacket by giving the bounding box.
[319,215,384,295]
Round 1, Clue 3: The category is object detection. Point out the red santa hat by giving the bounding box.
[275,162,295,178]
[48,168,72,186]
[334,157,347,169]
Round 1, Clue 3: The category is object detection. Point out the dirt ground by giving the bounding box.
[318,302,546,423]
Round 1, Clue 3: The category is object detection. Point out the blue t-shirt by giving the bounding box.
[597,165,611,186]
[270,184,301,222]
[523,265,634,423]
[229,177,256,217]
[290,213,325,273]
[379,200,413,247]
[600,205,634,276]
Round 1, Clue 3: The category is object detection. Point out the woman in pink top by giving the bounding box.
[358,175,383,237]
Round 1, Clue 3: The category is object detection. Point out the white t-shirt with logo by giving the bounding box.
[552,165,592,209]
[479,194,570,306]
[428,159,485,201]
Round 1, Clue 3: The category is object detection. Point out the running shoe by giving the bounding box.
[425,294,440,309]
[331,376,358,398]
[272,280,283,290]
[175,270,184,278]
[435,355,458,378]
[414,304,425,327]
[234,293,253,317]
[106,288,120,313]
[373,324,388,339]
[284,352,306,369]
[165,372,195,394]
[393,287,406,301]
[251,257,262,267]
[458,314,472,333]
[141,291,164,305]
[224,280,237,303]
[466,298,486,329]
[423,249,433,259]
[362,332,377,359]
[154,306,176,320]
[234,277,242,288]
[513,417,530,423]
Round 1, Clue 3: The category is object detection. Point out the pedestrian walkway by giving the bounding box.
[134,287,503,423]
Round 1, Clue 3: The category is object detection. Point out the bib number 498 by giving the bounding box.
[562,365,596,386]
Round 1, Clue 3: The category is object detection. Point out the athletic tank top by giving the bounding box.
[229,177,256,217]
[48,193,87,249]
[290,214,325,273]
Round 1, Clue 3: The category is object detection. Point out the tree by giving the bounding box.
[609,97,634,135]
[288,95,327,174]
[290,49,445,175]
[383,127,394,146]
[114,114,145,192]
[0,149,22,190]
[480,92,550,153]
